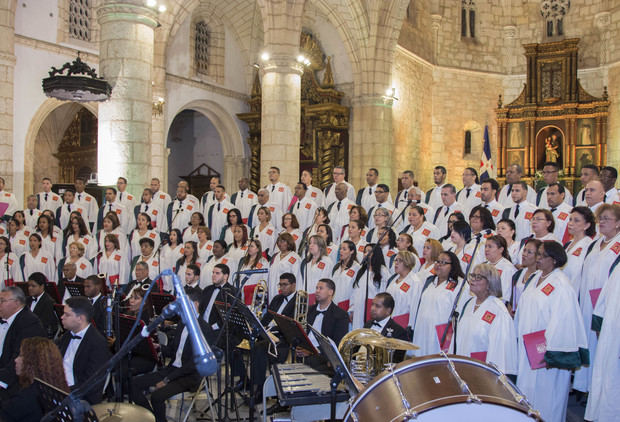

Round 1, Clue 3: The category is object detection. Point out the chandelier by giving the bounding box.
[42,54,112,102]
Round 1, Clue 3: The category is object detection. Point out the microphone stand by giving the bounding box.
[361,200,412,325]
[439,234,482,353]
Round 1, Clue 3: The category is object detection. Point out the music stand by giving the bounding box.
[307,325,357,421]
[46,282,62,303]
[150,292,175,315]
[35,378,98,422]
[64,282,85,297]
[271,312,318,358]
[53,303,65,320]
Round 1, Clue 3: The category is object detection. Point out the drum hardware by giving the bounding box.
[441,351,481,403]
[387,361,414,421]
[488,361,542,420]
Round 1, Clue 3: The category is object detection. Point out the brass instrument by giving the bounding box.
[338,329,418,385]
[238,280,271,350]
[294,289,308,326]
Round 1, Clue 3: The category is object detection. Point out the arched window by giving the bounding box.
[461,0,476,39]
[195,21,210,75]
[464,130,472,155]
[69,0,91,41]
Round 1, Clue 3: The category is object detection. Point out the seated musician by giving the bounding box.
[130,291,215,422]
[364,292,408,362]
[26,272,58,338]
[299,278,349,373]
[83,274,107,336]
[59,262,84,300]
[126,261,160,294]
[198,263,239,340]
[57,297,112,405]
[183,264,202,296]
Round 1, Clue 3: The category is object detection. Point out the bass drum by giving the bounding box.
[345,354,541,422]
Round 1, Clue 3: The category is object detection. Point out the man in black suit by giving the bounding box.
[26,272,58,338]
[183,264,202,296]
[57,296,112,405]
[302,278,349,372]
[59,262,85,299]
[363,292,409,362]
[125,261,159,294]
[83,275,107,336]
[0,286,46,398]
[198,263,238,341]
[130,291,215,422]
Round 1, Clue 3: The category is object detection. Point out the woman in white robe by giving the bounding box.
[300,235,333,306]
[509,238,541,313]
[514,209,559,266]
[63,215,97,260]
[159,228,184,272]
[267,233,301,301]
[497,218,520,264]
[401,205,441,257]
[238,239,270,306]
[0,236,22,287]
[248,206,277,258]
[455,263,517,375]
[574,204,620,395]
[331,240,360,311]
[7,218,29,258]
[195,226,214,265]
[345,220,368,262]
[92,233,129,289]
[562,207,595,294]
[20,233,56,282]
[129,213,160,261]
[447,221,484,275]
[412,251,467,357]
[515,241,588,422]
[483,235,516,301]
[350,245,391,330]
[386,250,421,328]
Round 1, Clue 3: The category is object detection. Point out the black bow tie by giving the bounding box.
[70,334,82,340]
[316,309,327,315]
[31,297,37,303]
[0,319,7,324]
[371,321,381,327]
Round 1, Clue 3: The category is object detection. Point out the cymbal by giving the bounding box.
[91,402,156,422]
[362,336,420,351]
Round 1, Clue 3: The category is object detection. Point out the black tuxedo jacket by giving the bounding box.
[306,302,349,345]
[198,283,239,328]
[91,295,107,336]
[27,292,58,338]
[261,292,296,327]
[56,324,111,404]
[184,284,202,297]
[161,319,215,384]
[0,308,46,389]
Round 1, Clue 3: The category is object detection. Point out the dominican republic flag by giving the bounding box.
[480,125,493,181]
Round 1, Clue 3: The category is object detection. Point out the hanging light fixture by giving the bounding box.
[42,53,112,102]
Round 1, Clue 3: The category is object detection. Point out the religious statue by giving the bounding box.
[545,134,560,163]
[509,124,522,147]
[579,125,593,145]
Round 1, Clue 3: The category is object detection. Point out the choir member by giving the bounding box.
[300,235,333,306]
[129,212,160,260]
[350,245,390,329]
[331,240,360,312]
[248,206,276,258]
[19,233,56,283]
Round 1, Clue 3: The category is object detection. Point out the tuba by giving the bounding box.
[338,329,392,386]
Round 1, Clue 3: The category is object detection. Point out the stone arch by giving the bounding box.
[23,99,97,198]
[165,99,246,194]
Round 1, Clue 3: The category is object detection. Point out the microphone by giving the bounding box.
[161,269,217,376]
[104,296,113,338]
[237,268,269,275]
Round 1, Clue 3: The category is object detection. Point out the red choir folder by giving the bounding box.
[470,351,487,362]
[337,299,350,311]
[589,288,602,308]
[365,298,373,322]
[393,313,409,328]
[308,293,316,307]
[435,323,453,352]
[0,202,8,218]
[243,284,255,305]
[523,329,547,369]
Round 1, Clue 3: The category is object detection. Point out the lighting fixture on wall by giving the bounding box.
[383,87,399,102]
[152,96,165,117]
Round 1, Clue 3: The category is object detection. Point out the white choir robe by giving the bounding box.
[550,202,572,244]
[382,247,399,274]
[424,184,446,212]
[358,185,378,213]
[117,191,138,212]
[0,253,23,287]
[498,184,537,207]
[196,240,214,265]
[340,224,367,242]
[562,236,593,294]
[350,266,391,330]
[573,233,620,393]
[402,221,441,257]
[37,191,63,213]
[267,251,301,300]
[9,233,29,258]
[56,203,89,230]
[151,191,172,216]
[265,182,292,213]
[96,228,129,256]
[198,254,237,289]
[450,240,485,277]
[207,200,233,240]
[227,244,248,265]
[238,258,270,306]
[507,241,520,264]
[585,266,620,422]
[291,197,317,232]
[487,257,517,302]
[168,200,193,232]
[136,201,167,233]
[432,202,464,238]
[350,239,367,262]
[300,256,333,306]
[131,254,160,281]
[504,201,537,242]
[537,186,573,209]
[325,244,339,265]
[515,268,588,422]
[129,229,160,261]
[456,184,482,218]
[412,276,469,356]
[407,271,427,328]
[249,224,277,257]
[21,250,56,282]
[230,189,258,222]
[24,209,42,230]
[327,198,355,243]
[183,226,200,243]
[64,234,97,261]
[94,250,130,288]
[332,262,360,312]
[512,270,540,312]
[0,190,18,217]
[385,271,420,328]
[96,202,134,235]
[480,200,504,225]
[455,296,518,375]
[324,181,355,208]
[305,185,324,207]
[367,202,395,230]
[365,226,397,244]
[574,188,587,206]
[514,233,559,267]
[40,232,63,264]
[74,191,99,225]
[159,244,183,273]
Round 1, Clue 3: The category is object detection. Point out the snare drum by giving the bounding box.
[345,354,541,422]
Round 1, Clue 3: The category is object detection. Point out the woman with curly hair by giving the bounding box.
[0,337,69,422]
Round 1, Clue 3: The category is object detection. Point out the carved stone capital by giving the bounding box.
[431,14,442,31]
[503,25,518,39]
[98,2,159,28]
[260,55,304,76]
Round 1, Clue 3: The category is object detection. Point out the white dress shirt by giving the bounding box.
[63,324,90,387]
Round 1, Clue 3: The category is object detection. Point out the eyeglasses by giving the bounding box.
[436,260,451,266]
[470,274,487,281]
[531,217,547,222]
[278,282,291,287]
[599,216,617,222]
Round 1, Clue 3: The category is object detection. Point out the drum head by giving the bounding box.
[346,355,539,422]
[91,403,156,422]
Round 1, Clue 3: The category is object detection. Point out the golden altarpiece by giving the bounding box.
[496,38,610,192]
[53,108,98,183]
[238,32,350,192]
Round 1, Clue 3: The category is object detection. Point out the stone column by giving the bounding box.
[97,1,158,194]
[260,56,304,188]
[0,2,15,192]
[350,95,394,189]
